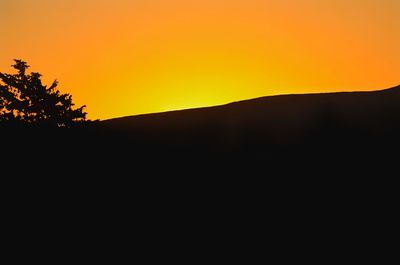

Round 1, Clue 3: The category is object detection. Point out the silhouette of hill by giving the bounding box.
[3,85,400,175]
[97,85,400,153]
[3,85,399,222]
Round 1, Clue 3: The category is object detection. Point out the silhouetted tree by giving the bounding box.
[0,59,88,127]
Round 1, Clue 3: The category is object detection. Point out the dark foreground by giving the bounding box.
[3,87,399,250]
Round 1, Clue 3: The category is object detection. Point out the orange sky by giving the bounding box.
[1,0,399,119]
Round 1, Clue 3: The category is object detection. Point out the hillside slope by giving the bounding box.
[98,85,400,152]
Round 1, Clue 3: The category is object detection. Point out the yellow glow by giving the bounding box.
[0,0,399,119]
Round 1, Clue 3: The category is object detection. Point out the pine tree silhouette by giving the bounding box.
[0,60,88,127]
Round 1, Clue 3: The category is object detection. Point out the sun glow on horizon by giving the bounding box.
[1,0,399,119]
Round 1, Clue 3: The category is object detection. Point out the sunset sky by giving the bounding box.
[1,0,399,119]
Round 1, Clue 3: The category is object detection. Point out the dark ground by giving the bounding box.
[2,86,399,251]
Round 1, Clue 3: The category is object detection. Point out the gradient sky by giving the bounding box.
[1,0,399,119]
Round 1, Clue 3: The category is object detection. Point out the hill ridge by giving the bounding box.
[103,85,400,123]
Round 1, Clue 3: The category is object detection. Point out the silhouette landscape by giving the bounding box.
[2,1,400,247]
[2,60,399,174]
[2,1,399,173]
[1,60,399,252]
